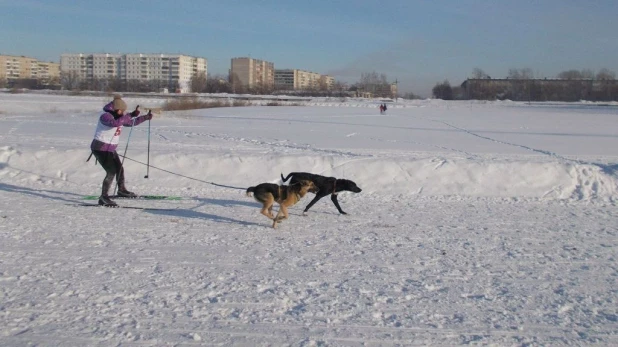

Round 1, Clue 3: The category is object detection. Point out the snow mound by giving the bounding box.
[4,147,616,201]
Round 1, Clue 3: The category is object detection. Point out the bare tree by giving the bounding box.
[359,71,388,86]
[596,68,616,80]
[254,81,274,95]
[402,92,421,100]
[190,72,207,93]
[557,70,583,79]
[580,69,595,79]
[318,78,328,92]
[331,81,348,97]
[230,73,244,94]
[60,71,82,90]
[432,80,453,100]
[509,68,533,79]
[521,68,534,79]
[205,75,232,93]
[47,76,60,88]
[472,68,490,79]
[106,77,125,92]
[358,71,391,97]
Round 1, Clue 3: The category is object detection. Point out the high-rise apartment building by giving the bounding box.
[37,61,61,82]
[0,55,60,84]
[321,75,335,90]
[275,69,335,90]
[230,57,274,89]
[60,53,207,92]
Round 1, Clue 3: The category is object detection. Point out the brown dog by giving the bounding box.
[246,180,315,228]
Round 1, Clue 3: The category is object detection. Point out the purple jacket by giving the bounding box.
[90,101,149,152]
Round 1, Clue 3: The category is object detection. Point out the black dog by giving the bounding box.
[281,172,362,215]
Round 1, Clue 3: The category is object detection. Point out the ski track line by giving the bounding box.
[151,127,368,158]
[414,116,618,180]
[431,118,584,165]
[315,156,377,176]
[368,136,477,158]
[395,160,414,181]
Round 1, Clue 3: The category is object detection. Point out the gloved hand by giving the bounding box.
[145,111,153,120]
[131,105,140,118]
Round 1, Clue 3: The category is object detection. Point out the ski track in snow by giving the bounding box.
[151,127,367,158]
[1,94,618,345]
[425,117,610,170]
[368,136,478,159]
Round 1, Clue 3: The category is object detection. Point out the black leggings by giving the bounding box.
[92,150,125,195]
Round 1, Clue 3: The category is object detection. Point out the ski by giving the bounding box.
[74,203,177,211]
[82,195,182,201]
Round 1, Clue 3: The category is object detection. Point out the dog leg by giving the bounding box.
[303,192,328,214]
[279,205,289,221]
[331,194,347,215]
[272,210,283,228]
[261,201,275,219]
[261,209,273,219]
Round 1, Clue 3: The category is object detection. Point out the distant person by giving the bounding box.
[383,103,388,113]
[379,104,384,114]
[90,95,153,207]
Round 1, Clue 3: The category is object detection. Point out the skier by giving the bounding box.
[90,95,153,207]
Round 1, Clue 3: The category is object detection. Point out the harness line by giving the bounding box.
[118,154,246,191]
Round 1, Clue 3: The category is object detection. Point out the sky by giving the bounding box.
[1,0,618,96]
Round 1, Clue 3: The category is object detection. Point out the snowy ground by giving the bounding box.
[1,93,617,346]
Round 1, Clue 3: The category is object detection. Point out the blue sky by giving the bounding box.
[1,0,617,96]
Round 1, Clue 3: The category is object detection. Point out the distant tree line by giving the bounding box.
[272,83,352,98]
[350,72,393,98]
[432,68,618,101]
[4,77,61,90]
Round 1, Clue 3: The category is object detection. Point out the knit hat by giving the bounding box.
[112,95,127,111]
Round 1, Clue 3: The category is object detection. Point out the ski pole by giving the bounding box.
[114,112,137,195]
[144,113,151,179]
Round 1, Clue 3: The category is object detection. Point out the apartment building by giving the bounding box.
[230,57,274,89]
[60,53,207,92]
[0,55,60,84]
[321,75,335,90]
[275,69,334,91]
[37,61,61,82]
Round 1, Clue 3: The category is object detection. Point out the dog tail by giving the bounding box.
[246,186,255,197]
[281,172,294,183]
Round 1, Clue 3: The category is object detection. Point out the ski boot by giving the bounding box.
[118,187,138,198]
[98,195,118,207]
